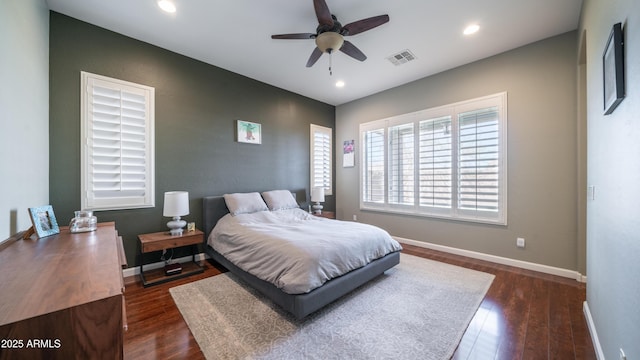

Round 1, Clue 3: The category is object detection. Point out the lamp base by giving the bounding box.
[167,217,186,236]
[312,202,323,215]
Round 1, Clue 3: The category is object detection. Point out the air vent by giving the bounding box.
[387,49,416,66]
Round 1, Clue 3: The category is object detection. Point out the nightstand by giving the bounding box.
[313,211,335,219]
[138,229,204,287]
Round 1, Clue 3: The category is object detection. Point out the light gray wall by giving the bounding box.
[0,0,49,238]
[580,0,640,358]
[336,32,582,273]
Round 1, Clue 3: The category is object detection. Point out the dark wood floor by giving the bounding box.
[123,244,596,359]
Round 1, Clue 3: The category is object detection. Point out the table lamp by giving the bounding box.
[311,187,325,215]
[163,191,189,236]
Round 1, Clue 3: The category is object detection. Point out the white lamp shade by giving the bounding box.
[163,191,189,217]
[311,187,325,202]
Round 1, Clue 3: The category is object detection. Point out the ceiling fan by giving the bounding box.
[271,0,390,69]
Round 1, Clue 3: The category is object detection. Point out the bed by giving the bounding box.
[202,191,402,319]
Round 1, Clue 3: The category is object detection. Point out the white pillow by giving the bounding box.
[261,190,298,211]
[223,192,268,215]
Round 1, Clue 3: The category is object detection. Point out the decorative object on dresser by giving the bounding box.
[68,210,97,233]
[138,229,204,287]
[163,191,189,236]
[0,222,127,359]
[311,186,325,214]
[26,205,60,239]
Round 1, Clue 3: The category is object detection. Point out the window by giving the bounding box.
[310,124,332,196]
[360,93,507,225]
[81,71,155,211]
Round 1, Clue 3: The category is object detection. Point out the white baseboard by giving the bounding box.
[395,236,586,282]
[122,252,209,278]
[583,301,605,360]
[124,239,586,283]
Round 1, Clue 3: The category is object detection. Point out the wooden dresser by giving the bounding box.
[0,222,126,359]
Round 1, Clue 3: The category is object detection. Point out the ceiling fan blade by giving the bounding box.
[313,0,333,27]
[306,47,323,67]
[340,41,367,61]
[342,14,390,36]
[271,33,316,40]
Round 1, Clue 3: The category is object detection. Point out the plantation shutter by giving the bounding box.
[457,107,500,212]
[419,116,453,209]
[359,92,506,225]
[81,72,155,211]
[310,124,332,195]
[362,127,385,203]
[388,123,414,205]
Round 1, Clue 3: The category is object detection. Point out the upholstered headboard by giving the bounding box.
[202,196,230,241]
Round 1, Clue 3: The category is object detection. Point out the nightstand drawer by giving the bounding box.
[138,230,204,253]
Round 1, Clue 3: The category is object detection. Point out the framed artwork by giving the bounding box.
[603,22,625,115]
[237,120,262,144]
[343,139,355,167]
[28,205,60,238]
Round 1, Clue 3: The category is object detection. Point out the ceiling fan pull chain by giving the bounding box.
[329,50,333,76]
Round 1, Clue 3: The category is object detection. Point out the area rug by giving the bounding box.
[169,253,494,360]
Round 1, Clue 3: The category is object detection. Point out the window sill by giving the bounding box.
[359,205,507,226]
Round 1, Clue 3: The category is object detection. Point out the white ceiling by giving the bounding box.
[45,0,583,106]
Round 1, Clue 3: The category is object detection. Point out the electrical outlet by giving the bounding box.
[620,348,626,360]
[353,215,358,221]
[516,237,525,248]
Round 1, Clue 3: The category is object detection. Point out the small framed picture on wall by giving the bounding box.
[237,120,262,144]
[602,22,625,115]
[343,140,355,168]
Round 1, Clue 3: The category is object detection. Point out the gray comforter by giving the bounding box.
[208,208,402,294]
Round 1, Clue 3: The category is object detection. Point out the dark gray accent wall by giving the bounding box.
[49,12,335,266]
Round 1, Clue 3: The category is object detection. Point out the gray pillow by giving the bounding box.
[223,192,268,215]
[261,190,298,211]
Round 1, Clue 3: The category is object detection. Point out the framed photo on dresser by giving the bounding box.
[28,205,60,238]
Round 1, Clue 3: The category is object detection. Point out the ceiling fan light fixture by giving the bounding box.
[315,32,344,53]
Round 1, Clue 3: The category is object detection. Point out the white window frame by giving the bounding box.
[81,71,155,211]
[360,93,507,225]
[310,124,333,196]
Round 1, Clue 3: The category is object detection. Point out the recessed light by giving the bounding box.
[463,24,480,35]
[335,81,345,88]
[158,0,176,13]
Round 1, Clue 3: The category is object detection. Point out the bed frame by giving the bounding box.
[202,195,400,319]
